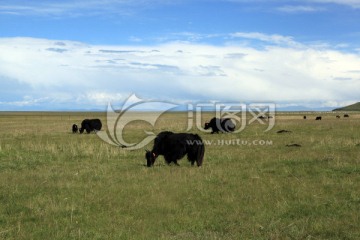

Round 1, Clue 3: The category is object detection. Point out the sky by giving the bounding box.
[0,0,360,111]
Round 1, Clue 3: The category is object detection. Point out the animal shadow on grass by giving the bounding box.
[277,129,292,133]
[286,143,302,147]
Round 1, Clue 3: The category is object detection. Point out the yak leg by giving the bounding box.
[164,156,180,166]
[164,155,172,165]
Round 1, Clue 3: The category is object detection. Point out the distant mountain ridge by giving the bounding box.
[333,102,360,111]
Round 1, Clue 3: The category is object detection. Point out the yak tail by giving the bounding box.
[194,134,205,167]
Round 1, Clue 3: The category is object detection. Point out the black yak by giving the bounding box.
[204,117,235,134]
[79,119,102,134]
[315,116,322,120]
[145,131,205,167]
[344,114,349,118]
[72,124,78,133]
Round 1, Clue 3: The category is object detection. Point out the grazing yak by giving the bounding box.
[303,116,307,120]
[79,119,102,134]
[315,116,322,120]
[145,131,205,167]
[204,117,235,134]
[344,114,349,118]
[72,124,78,133]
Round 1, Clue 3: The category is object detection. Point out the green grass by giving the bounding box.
[333,102,360,111]
[0,111,359,239]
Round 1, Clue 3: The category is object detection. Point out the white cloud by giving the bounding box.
[308,0,360,9]
[225,0,360,9]
[0,36,360,110]
[276,5,325,13]
[0,0,175,17]
[230,32,300,47]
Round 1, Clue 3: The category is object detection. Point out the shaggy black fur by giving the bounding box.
[72,124,78,133]
[145,131,205,167]
[204,117,235,134]
[79,119,102,134]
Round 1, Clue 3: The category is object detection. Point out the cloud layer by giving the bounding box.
[1,35,359,110]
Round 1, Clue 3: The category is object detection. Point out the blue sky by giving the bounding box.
[1,0,360,110]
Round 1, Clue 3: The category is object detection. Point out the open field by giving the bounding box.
[0,111,360,239]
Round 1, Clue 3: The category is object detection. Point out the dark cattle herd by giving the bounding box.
[302,114,350,120]
[72,119,102,134]
[71,113,352,167]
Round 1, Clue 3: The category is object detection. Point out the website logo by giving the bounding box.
[97,94,276,149]
[96,94,177,150]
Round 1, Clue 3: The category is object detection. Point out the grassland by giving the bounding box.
[0,111,359,239]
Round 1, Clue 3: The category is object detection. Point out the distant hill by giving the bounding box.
[278,106,333,112]
[333,102,360,111]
